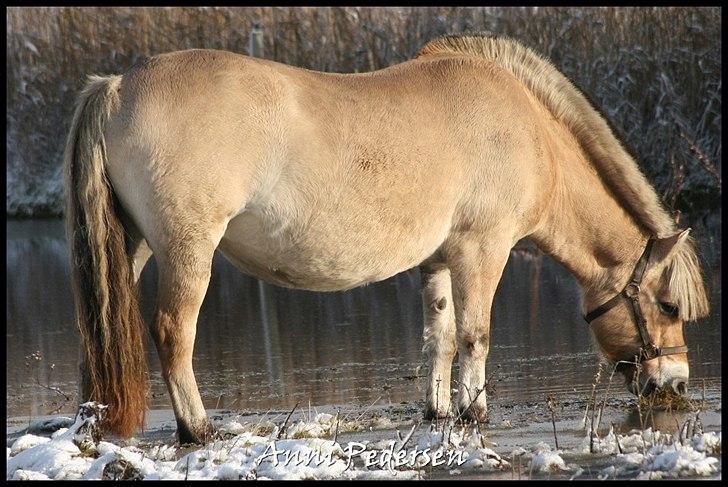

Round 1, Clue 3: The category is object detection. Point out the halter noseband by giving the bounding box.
[583,237,688,362]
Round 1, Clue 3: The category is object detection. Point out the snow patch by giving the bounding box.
[582,427,721,479]
[5,405,721,480]
[10,434,50,455]
[528,441,568,473]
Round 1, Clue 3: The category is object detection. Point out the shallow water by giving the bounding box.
[6,219,722,422]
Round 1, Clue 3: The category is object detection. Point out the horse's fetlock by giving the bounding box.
[461,332,488,354]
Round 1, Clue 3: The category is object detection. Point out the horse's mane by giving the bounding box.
[417,33,709,320]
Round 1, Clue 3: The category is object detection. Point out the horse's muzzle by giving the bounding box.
[670,377,688,395]
[624,373,689,396]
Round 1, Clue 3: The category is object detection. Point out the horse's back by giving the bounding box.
[103,49,552,289]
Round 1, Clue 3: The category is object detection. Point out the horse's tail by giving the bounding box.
[64,74,147,437]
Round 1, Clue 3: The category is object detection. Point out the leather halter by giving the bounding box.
[584,237,688,362]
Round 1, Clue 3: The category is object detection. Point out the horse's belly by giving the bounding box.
[218,209,447,291]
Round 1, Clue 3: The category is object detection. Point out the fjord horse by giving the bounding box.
[65,34,709,443]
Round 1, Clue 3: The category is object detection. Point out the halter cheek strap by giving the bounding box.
[584,237,688,361]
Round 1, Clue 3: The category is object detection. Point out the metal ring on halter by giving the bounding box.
[624,283,641,299]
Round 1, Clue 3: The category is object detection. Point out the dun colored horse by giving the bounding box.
[65,34,709,443]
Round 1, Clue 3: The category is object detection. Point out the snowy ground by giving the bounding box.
[6,397,722,480]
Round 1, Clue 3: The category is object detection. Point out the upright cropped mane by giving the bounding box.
[417,34,709,320]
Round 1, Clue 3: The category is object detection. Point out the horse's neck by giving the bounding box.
[530,140,647,298]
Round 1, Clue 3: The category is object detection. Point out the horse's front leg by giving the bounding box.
[421,263,457,419]
[152,242,216,444]
[447,238,511,422]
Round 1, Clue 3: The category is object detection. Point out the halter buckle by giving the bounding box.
[624,282,641,299]
[641,343,660,361]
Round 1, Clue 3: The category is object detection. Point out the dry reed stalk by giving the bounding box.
[276,401,299,439]
[546,393,559,450]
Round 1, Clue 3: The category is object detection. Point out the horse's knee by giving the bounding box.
[459,332,490,359]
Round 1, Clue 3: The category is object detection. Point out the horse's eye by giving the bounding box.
[657,301,678,317]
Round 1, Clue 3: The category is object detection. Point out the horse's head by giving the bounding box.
[585,229,709,397]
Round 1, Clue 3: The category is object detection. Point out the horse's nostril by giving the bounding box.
[671,378,688,395]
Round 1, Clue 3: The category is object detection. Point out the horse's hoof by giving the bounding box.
[177,419,215,445]
[456,404,488,424]
[423,405,451,421]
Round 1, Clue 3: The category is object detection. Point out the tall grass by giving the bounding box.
[6,7,721,232]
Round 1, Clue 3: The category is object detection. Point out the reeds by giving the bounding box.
[637,386,694,412]
[7,7,721,224]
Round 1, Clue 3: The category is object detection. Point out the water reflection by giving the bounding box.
[6,220,722,419]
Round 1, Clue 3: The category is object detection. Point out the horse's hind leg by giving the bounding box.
[446,237,511,422]
[421,263,456,419]
[152,238,218,444]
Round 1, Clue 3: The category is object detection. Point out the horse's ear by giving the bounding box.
[650,229,691,266]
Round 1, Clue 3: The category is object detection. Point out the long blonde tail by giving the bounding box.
[64,75,147,437]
